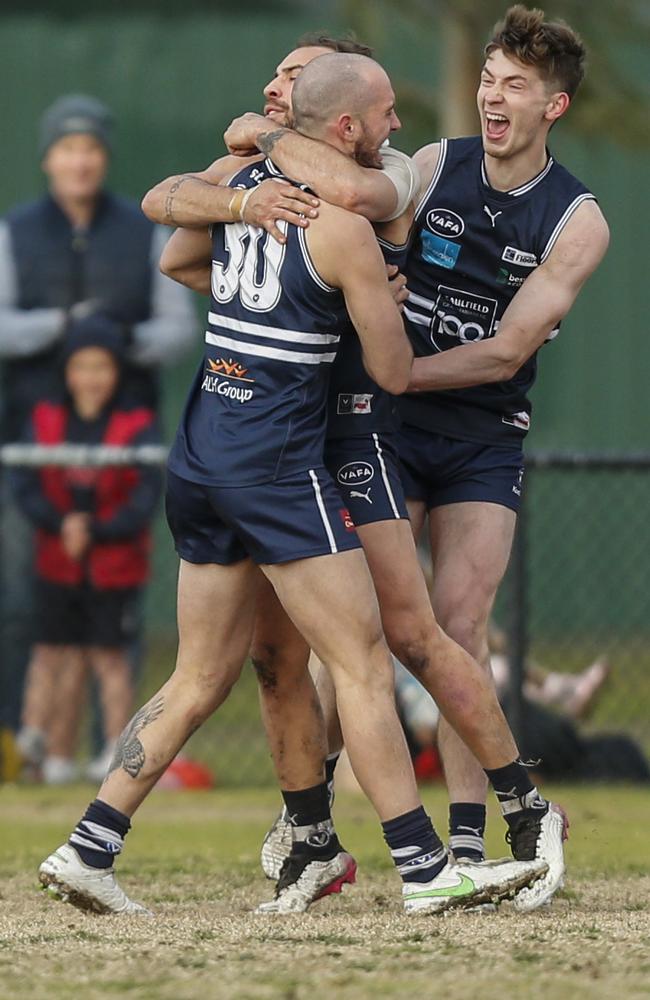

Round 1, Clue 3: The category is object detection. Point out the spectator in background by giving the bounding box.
[13,316,162,783]
[0,94,196,735]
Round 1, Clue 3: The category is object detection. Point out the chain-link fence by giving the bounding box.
[501,453,650,768]
[2,446,649,787]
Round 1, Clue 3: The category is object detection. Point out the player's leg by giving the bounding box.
[261,547,545,913]
[251,577,324,791]
[428,500,515,853]
[265,548,418,820]
[399,431,566,909]
[39,556,258,914]
[252,578,336,883]
[358,516,520,770]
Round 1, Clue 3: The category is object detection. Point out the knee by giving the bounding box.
[250,638,306,695]
[174,662,241,725]
[435,601,490,664]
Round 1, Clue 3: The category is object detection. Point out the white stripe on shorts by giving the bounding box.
[309,469,338,554]
[372,433,401,519]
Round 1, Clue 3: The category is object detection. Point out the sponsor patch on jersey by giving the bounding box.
[502,411,530,431]
[201,357,255,403]
[426,208,465,238]
[420,231,461,270]
[431,285,499,349]
[337,393,373,415]
[496,267,526,289]
[336,461,375,487]
[502,246,537,267]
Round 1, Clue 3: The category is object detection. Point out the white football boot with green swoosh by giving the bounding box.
[39,844,151,916]
[403,857,548,914]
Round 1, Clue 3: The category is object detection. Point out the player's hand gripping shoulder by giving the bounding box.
[408,199,610,393]
[243,179,319,244]
[142,156,318,243]
[308,206,413,395]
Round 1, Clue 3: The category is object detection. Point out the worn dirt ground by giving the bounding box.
[1,785,649,999]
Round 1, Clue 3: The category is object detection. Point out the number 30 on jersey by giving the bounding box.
[211,218,287,313]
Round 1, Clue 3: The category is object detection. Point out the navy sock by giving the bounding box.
[69,799,131,869]
[382,806,447,884]
[485,760,548,829]
[282,783,340,860]
[448,802,486,862]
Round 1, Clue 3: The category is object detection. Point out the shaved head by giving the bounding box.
[292,52,390,136]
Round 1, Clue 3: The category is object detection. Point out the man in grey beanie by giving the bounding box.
[0,93,196,739]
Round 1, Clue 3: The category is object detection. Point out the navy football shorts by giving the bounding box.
[165,467,361,566]
[397,423,525,514]
[324,432,408,527]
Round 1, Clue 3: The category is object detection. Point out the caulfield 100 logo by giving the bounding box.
[202,357,255,403]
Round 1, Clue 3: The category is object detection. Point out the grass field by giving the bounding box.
[2,784,650,1000]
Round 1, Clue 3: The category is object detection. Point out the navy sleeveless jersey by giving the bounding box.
[400,136,595,445]
[168,159,350,486]
[325,234,409,440]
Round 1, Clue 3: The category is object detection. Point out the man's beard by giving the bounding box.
[353,122,383,169]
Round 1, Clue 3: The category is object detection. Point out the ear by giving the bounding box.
[334,113,356,141]
[544,91,570,124]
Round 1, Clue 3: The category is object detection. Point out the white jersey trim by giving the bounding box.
[480,155,554,196]
[403,306,429,327]
[205,331,336,365]
[297,227,338,293]
[540,193,596,263]
[414,139,448,221]
[373,433,401,519]
[208,312,339,345]
[309,469,338,553]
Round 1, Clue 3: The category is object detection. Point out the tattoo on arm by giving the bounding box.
[106,693,165,780]
[257,129,288,157]
[164,176,192,225]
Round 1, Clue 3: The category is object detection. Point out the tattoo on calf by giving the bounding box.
[107,694,165,779]
[257,129,288,156]
[164,176,191,224]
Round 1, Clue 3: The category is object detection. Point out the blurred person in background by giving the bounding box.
[0,94,196,741]
[12,316,161,784]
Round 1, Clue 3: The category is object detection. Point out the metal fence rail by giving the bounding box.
[2,445,649,785]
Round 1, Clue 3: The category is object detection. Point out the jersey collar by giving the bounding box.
[480,152,554,198]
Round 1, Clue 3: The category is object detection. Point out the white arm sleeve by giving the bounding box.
[376,147,421,223]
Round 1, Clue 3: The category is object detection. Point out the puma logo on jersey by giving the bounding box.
[483,205,503,227]
[350,487,373,505]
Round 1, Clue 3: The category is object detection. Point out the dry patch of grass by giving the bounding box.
[1,785,649,999]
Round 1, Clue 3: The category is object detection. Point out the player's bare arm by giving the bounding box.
[159,227,212,296]
[141,154,318,240]
[308,204,413,395]
[412,142,442,205]
[407,200,609,392]
[225,113,415,222]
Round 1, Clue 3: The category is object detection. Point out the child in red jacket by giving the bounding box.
[13,315,161,783]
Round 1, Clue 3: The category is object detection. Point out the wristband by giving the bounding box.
[228,187,255,222]
[228,189,246,221]
[239,187,255,222]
